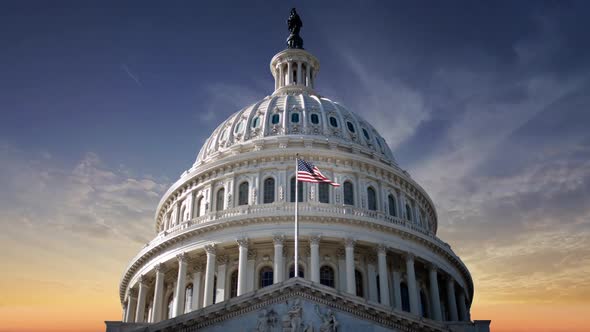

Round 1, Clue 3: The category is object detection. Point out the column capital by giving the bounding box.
[176,252,188,263]
[273,234,285,246]
[309,234,321,245]
[376,244,388,255]
[247,249,257,260]
[428,263,439,272]
[236,238,249,248]
[193,261,205,273]
[404,252,415,262]
[204,244,216,255]
[344,238,356,248]
[138,274,147,285]
[216,255,229,265]
[128,288,138,298]
[336,248,345,258]
[154,263,164,273]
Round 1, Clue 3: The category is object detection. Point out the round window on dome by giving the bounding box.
[362,128,370,140]
[310,113,320,124]
[271,114,280,124]
[251,116,260,128]
[329,116,338,128]
[346,121,355,133]
[291,112,300,123]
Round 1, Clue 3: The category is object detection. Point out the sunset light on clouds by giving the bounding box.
[1,1,589,331]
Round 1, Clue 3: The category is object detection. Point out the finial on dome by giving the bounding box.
[286,8,303,49]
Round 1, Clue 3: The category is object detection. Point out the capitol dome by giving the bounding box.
[109,9,490,332]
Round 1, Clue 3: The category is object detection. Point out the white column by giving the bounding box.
[377,245,390,306]
[305,65,311,87]
[367,260,378,302]
[172,253,187,317]
[458,289,469,321]
[296,62,302,85]
[124,290,137,322]
[134,276,148,322]
[237,238,249,296]
[287,62,293,85]
[446,277,459,321]
[273,235,285,283]
[310,235,321,283]
[203,245,216,307]
[279,64,285,88]
[405,253,419,315]
[428,264,443,321]
[191,263,203,311]
[151,263,165,323]
[393,270,402,310]
[337,249,346,292]
[246,249,256,292]
[345,238,356,295]
[215,255,228,303]
[274,65,279,90]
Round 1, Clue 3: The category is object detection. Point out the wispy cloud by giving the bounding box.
[121,64,142,87]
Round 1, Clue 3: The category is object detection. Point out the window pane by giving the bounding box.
[388,195,396,216]
[238,182,248,206]
[367,187,377,211]
[271,114,280,124]
[362,128,370,140]
[320,266,335,288]
[346,121,355,133]
[252,116,260,128]
[343,182,354,205]
[290,177,303,202]
[291,113,299,123]
[329,116,338,127]
[311,113,319,124]
[319,182,329,203]
[263,178,275,203]
[355,270,363,297]
[259,267,274,288]
[216,188,225,211]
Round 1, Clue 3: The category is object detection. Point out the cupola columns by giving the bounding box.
[270,48,320,95]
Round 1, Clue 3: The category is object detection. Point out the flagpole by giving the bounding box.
[294,154,299,278]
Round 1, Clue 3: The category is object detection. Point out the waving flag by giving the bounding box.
[297,159,340,187]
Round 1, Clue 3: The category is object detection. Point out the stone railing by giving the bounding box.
[154,202,446,247]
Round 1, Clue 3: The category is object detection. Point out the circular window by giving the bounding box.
[271,114,280,124]
[346,121,355,133]
[329,116,338,128]
[311,113,320,124]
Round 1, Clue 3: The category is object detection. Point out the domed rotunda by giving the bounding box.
[107,9,490,332]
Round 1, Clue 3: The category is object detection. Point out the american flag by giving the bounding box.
[297,159,340,187]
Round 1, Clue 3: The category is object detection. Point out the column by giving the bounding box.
[446,276,458,321]
[428,264,443,321]
[273,235,285,283]
[457,289,469,321]
[310,235,321,283]
[377,245,390,306]
[275,65,279,90]
[392,269,402,310]
[305,65,311,87]
[203,245,216,307]
[172,253,187,317]
[191,263,203,311]
[215,255,228,303]
[237,238,249,296]
[124,289,137,322]
[279,64,285,88]
[135,275,149,322]
[336,249,346,292]
[367,258,378,302]
[246,250,257,292]
[287,62,293,85]
[345,238,356,295]
[405,253,419,315]
[151,263,165,323]
[296,62,302,85]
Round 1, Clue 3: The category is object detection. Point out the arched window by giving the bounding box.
[230,270,238,298]
[405,203,412,221]
[184,284,193,313]
[401,282,410,312]
[420,290,430,318]
[216,188,225,211]
[346,121,355,133]
[166,293,174,319]
[238,182,249,206]
[329,116,338,127]
[367,187,377,211]
[343,181,354,205]
[319,182,329,203]
[290,177,303,202]
[388,194,397,217]
[234,121,243,134]
[263,178,275,203]
[271,113,280,124]
[319,265,335,288]
[195,196,204,217]
[289,264,305,278]
[355,270,364,297]
[259,267,273,288]
[251,116,260,128]
[291,112,300,123]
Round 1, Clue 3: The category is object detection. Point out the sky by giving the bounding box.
[1,1,589,331]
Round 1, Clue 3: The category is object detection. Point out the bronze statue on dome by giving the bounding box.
[287,8,304,49]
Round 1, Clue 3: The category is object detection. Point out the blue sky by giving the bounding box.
[1,2,590,330]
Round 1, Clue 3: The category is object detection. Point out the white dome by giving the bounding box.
[194,93,397,168]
